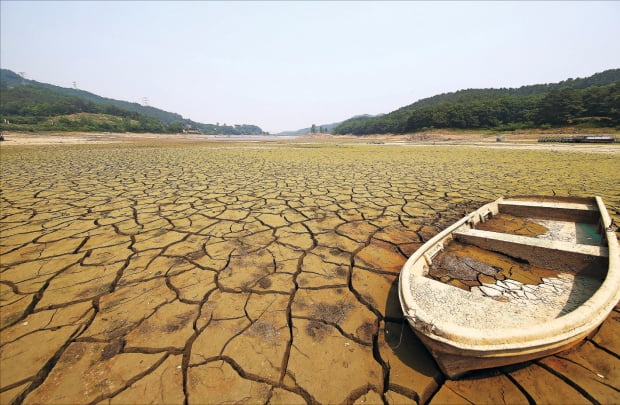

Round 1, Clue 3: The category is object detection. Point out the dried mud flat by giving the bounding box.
[1,135,619,404]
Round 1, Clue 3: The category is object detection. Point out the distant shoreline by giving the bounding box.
[1,130,618,155]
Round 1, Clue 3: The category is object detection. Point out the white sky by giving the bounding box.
[1,1,619,133]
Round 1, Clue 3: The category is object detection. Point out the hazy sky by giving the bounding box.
[2,1,619,133]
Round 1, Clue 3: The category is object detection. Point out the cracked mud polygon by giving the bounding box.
[1,140,619,404]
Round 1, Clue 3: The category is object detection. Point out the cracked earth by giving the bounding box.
[1,140,619,404]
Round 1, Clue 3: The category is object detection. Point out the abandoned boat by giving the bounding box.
[398,196,619,378]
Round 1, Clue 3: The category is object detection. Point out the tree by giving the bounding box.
[311,124,316,134]
[536,88,584,125]
[166,121,184,133]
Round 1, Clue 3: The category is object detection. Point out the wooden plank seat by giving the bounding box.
[454,228,608,276]
[499,199,599,222]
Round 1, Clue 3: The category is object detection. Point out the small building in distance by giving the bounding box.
[183,124,201,134]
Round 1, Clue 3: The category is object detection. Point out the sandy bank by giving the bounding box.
[1,130,618,154]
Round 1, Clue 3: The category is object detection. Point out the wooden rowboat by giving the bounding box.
[398,196,619,379]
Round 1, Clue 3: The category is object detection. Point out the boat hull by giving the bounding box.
[398,196,619,379]
[414,324,594,379]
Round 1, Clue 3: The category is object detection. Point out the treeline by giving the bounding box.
[0,69,186,125]
[2,113,183,133]
[196,123,266,135]
[0,86,183,133]
[2,85,153,121]
[405,84,619,132]
[334,69,620,135]
[0,69,266,134]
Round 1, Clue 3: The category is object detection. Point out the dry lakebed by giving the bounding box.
[1,132,619,404]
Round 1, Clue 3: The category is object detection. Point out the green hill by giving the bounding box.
[333,69,620,135]
[0,69,265,134]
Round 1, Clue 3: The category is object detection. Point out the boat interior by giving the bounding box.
[424,196,610,316]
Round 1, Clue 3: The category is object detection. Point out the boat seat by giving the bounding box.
[454,228,608,276]
[499,199,599,222]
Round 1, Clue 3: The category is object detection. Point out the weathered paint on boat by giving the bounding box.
[398,196,620,378]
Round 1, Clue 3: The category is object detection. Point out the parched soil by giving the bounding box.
[1,136,618,404]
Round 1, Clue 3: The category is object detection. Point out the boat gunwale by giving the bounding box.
[398,195,620,352]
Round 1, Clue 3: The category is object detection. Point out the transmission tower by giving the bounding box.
[142,97,149,107]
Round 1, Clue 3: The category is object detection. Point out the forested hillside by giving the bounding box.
[334,69,620,135]
[0,69,265,134]
[0,82,176,133]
